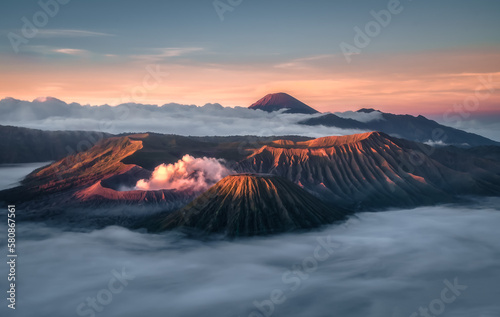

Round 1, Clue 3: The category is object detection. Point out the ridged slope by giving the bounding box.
[161,174,348,237]
[5,132,500,213]
[74,180,189,206]
[238,132,500,209]
[22,135,146,195]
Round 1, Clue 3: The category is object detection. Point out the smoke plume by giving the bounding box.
[135,155,232,192]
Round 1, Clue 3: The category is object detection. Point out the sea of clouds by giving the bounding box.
[431,113,500,143]
[1,198,499,317]
[1,97,498,142]
[0,97,372,138]
[0,162,51,190]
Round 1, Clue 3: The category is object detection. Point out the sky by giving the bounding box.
[1,0,500,115]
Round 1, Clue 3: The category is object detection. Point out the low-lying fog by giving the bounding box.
[1,198,499,317]
[0,162,51,190]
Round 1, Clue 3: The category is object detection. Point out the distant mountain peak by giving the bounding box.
[249,93,319,114]
[33,96,65,103]
[357,108,378,113]
[1,97,20,102]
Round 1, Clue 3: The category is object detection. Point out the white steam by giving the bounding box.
[135,155,232,192]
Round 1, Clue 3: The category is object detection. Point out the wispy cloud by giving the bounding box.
[36,29,114,38]
[274,54,335,69]
[53,48,89,55]
[21,45,90,56]
[131,47,205,63]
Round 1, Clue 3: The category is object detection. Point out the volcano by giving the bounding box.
[2,130,500,227]
[249,93,319,114]
[160,174,348,237]
[238,132,500,209]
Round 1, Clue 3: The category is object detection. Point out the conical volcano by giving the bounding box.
[249,93,319,114]
[161,174,348,237]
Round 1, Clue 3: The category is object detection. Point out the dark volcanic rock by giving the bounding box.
[160,174,348,237]
[300,110,499,147]
[237,132,500,210]
[0,125,112,164]
[3,131,500,223]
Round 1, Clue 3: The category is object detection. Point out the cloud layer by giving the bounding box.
[334,109,384,122]
[0,97,367,138]
[1,97,498,141]
[0,162,51,190]
[2,198,499,317]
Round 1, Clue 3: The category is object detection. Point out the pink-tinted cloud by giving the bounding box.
[135,155,233,192]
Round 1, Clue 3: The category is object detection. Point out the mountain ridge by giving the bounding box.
[160,174,349,237]
[2,131,499,215]
[239,131,500,209]
[1,94,497,146]
[300,110,499,147]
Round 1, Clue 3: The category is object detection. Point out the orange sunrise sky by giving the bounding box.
[1,1,499,115]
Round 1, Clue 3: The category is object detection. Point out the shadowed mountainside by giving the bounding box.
[0,125,112,163]
[21,134,146,195]
[1,131,500,216]
[238,132,500,209]
[160,174,349,237]
[0,133,307,207]
[299,109,499,147]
